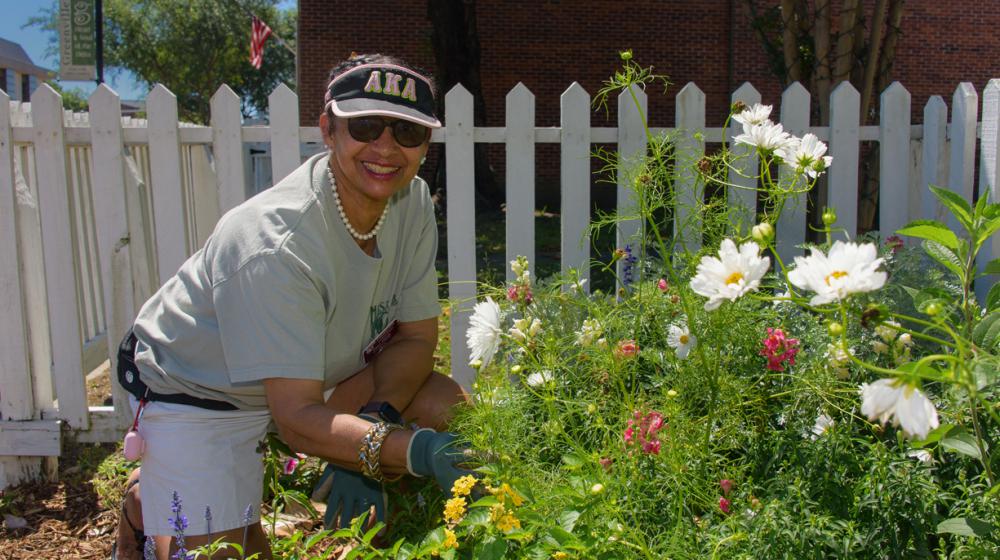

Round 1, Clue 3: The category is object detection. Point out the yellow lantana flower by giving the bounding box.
[442,528,458,549]
[452,474,477,497]
[490,503,521,532]
[490,482,524,507]
[443,497,467,524]
[552,552,569,559]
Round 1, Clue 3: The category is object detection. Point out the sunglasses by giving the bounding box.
[347,116,429,148]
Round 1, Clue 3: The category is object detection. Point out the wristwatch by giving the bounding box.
[358,401,403,425]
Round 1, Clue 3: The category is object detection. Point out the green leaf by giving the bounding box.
[560,453,586,470]
[474,536,508,560]
[972,311,1000,350]
[898,220,961,250]
[987,282,1000,312]
[982,259,1000,276]
[977,215,1000,246]
[548,526,582,547]
[972,357,1000,390]
[469,495,500,508]
[930,185,974,231]
[923,240,965,279]
[937,517,994,537]
[941,428,984,459]
[559,510,582,533]
[461,506,492,528]
[910,423,953,447]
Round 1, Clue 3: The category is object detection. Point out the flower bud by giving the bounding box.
[925,302,942,316]
[620,49,633,61]
[731,100,748,114]
[469,359,483,369]
[751,222,774,244]
[590,483,605,495]
[827,322,844,337]
[821,208,838,227]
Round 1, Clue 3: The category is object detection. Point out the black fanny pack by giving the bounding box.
[117,330,238,411]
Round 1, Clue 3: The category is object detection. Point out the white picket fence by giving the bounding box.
[1,78,998,489]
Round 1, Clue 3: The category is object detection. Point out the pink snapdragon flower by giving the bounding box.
[615,339,639,359]
[885,235,904,254]
[624,409,666,455]
[283,453,306,475]
[719,479,733,496]
[506,284,533,305]
[657,278,669,292]
[719,497,731,514]
[760,327,800,372]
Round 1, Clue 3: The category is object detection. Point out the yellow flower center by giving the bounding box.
[679,334,690,344]
[825,270,849,285]
[725,271,744,285]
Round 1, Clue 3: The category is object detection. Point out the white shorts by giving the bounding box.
[130,396,272,536]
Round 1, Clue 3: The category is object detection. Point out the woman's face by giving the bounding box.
[321,112,429,207]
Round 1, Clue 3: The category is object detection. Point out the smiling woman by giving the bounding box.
[110,53,475,560]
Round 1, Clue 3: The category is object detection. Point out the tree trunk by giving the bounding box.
[832,0,859,85]
[427,0,500,205]
[814,0,833,124]
[876,0,906,95]
[859,0,889,124]
[780,0,802,83]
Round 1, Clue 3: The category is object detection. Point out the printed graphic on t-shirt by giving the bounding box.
[369,294,399,339]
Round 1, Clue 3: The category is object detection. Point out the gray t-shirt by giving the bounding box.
[131,153,441,410]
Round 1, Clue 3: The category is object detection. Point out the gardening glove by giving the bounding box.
[406,428,476,495]
[315,463,387,529]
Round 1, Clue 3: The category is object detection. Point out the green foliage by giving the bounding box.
[27,0,296,123]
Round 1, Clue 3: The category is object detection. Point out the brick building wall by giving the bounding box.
[297,1,1000,211]
[298,0,1000,127]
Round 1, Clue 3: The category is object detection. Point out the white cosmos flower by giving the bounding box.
[734,121,793,151]
[860,378,940,440]
[786,241,887,305]
[666,323,697,360]
[733,103,773,128]
[526,370,554,388]
[690,239,771,311]
[809,413,835,440]
[775,133,833,178]
[907,449,934,464]
[466,297,502,368]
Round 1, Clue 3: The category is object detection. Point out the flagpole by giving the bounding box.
[227,0,297,58]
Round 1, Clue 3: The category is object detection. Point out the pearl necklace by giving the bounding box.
[326,165,389,241]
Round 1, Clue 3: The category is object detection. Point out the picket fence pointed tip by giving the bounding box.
[0,89,10,105]
[954,82,978,103]
[268,82,296,102]
[881,81,910,98]
[149,83,176,99]
[211,84,241,105]
[677,81,705,100]
[445,83,472,101]
[731,82,760,100]
[91,83,119,101]
[561,81,589,98]
[32,84,61,104]
[925,95,947,110]
[508,82,534,98]
[783,80,810,98]
[985,78,1000,93]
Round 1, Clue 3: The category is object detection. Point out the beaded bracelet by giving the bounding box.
[358,420,404,482]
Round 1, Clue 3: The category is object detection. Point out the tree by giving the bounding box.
[427,0,501,205]
[28,0,296,123]
[746,0,906,232]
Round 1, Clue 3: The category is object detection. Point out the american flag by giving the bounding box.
[249,16,272,69]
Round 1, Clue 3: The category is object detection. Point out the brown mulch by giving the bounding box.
[0,443,119,560]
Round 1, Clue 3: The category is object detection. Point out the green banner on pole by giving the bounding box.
[59,0,96,81]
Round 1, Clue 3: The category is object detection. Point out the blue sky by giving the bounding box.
[1,1,296,102]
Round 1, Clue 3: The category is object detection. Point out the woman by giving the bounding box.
[113,54,470,560]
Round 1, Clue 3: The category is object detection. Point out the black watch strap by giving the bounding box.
[358,401,403,425]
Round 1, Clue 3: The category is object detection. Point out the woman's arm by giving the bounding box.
[368,316,438,413]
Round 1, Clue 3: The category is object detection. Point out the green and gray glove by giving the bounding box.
[406,429,475,494]
[312,415,386,529]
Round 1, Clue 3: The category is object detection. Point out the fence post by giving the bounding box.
[776,82,810,259]
[32,85,89,430]
[948,83,978,233]
[675,82,706,255]
[728,83,761,221]
[268,84,300,184]
[0,91,40,488]
[147,84,187,283]
[879,82,911,238]
[977,79,1000,301]
[827,81,860,242]
[211,85,247,215]
[506,83,536,280]
[88,85,135,431]
[921,96,948,222]
[560,82,591,291]
[445,85,476,391]
[617,85,646,278]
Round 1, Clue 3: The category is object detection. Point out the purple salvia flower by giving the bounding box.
[143,536,156,560]
[169,490,188,559]
[241,503,254,553]
[623,244,638,288]
[204,505,213,546]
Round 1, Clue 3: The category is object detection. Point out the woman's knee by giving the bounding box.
[404,372,469,429]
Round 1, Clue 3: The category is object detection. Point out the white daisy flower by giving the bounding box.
[786,241,887,305]
[860,378,940,440]
[575,318,603,346]
[734,121,793,151]
[809,413,835,440]
[666,323,697,360]
[466,297,502,368]
[526,370,554,388]
[690,239,771,311]
[775,133,833,178]
[732,103,773,128]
